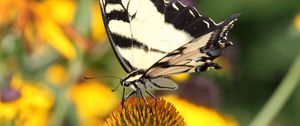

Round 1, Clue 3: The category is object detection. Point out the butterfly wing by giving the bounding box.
[144,14,240,78]
[99,0,217,72]
[99,0,134,72]
[141,77,178,90]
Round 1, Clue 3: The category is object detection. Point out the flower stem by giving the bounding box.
[249,52,300,126]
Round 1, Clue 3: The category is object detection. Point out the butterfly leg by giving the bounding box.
[140,79,158,107]
[145,90,158,108]
[140,79,157,100]
[146,90,156,100]
[122,88,136,108]
[139,89,149,105]
[137,87,157,116]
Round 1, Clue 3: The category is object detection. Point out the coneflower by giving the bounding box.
[104,97,186,126]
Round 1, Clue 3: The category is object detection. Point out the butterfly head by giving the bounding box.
[120,72,144,90]
[120,78,140,91]
[121,79,131,87]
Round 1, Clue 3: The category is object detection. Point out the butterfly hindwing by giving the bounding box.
[144,14,240,78]
[141,77,178,90]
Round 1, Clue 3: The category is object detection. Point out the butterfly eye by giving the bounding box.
[121,81,130,87]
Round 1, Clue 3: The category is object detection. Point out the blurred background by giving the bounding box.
[0,0,299,126]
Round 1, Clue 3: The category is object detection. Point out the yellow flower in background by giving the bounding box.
[40,0,76,25]
[170,73,189,82]
[91,3,107,43]
[163,95,238,126]
[0,0,13,27]
[36,17,76,60]
[0,0,77,61]
[0,88,21,120]
[45,64,68,86]
[69,80,118,126]
[0,75,54,126]
[16,84,53,126]
[295,14,300,31]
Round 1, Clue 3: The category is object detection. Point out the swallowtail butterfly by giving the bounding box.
[99,0,239,105]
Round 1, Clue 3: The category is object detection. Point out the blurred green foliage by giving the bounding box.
[196,0,300,125]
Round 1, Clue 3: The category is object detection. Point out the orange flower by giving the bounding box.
[104,97,186,126]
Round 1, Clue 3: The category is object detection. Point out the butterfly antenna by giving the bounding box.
[84,75,123,92]
[84,75,122,80]
[111,84,120,92]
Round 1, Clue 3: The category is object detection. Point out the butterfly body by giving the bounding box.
[99,0,239,104]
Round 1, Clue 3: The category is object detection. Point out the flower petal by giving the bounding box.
[91,4,106,42]
[37,18,76,61]
[163,95,238,126]
[295,14,300,31]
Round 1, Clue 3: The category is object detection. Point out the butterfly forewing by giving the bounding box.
[99,0,218,73]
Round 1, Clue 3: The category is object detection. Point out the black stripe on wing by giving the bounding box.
[110,33,143,48]
[111,33,166,53]
[105,0,122,4]
[165,2,186,23]
[184,16,216,38]
[163,1,219,38]
[107,11,130,22]
[151,0,166,13]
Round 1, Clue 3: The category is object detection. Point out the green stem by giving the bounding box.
[249,52,300,126]
[49,87,69,126]
[74,0,93,35]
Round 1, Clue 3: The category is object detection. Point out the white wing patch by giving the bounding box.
[105,4,124,13]
[108,20,131,38]
[117,47,166,69]
[125,0,194,70]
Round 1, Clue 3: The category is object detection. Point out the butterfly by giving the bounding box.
[98,0,239,105]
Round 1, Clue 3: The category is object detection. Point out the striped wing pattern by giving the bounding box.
[144,14,239,78]
[99,0,220,73]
